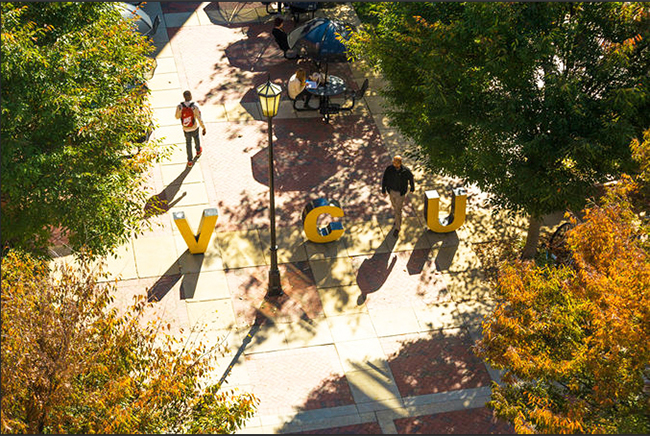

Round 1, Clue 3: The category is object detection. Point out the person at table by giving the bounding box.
[309,70,325,86]
[288,68,313,107]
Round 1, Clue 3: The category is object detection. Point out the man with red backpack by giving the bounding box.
[175,90,206,167]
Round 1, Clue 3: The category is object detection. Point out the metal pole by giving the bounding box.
[267,115,282,297]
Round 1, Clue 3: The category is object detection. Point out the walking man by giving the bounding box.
[175,90,206,167]
[381,155,415,237]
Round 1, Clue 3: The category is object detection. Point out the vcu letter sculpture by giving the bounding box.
[173,208,219,254]
[424,187,467,233]
[174,188,467,254]
[302,198,345,243]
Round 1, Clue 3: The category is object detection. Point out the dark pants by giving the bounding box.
[184,128,200,161]
[297,88,312,105]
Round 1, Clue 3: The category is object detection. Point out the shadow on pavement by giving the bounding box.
[225,35,278,72]
[144,164,192,217]
[147,264,182,302]
[146,246,213,302]
[216,310,268,390]
[431,230,460,272]
[178,252,204,300]
[404,230,456,275]
[355,234,397,303]
[260,260,323,322]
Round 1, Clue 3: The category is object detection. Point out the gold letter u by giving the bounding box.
[424,188,467,233]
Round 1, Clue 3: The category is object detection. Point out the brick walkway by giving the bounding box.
[60,2,527,434]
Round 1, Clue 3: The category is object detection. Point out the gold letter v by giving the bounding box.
[173,208,219,254]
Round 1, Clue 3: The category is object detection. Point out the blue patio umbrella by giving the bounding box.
[287,17,355,63]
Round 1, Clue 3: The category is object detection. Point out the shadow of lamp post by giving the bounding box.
[257,77,283,298]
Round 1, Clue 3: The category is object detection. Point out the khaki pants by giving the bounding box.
[388,189,406,230]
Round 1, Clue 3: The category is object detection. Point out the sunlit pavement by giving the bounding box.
[74,2,532,433]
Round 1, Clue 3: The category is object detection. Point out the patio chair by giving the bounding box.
[288,91,319,112]
[323,78,369,114]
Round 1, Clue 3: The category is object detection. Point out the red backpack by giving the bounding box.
[180,102,196,128]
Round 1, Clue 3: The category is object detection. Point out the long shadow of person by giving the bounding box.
[143,165,191,218]
[355,234,397,305]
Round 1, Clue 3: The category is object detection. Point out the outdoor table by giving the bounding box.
[306,75,347,123]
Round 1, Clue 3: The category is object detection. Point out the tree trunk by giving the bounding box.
[521,215,543,259]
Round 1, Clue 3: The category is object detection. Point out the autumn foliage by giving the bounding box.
[1,251,258,434]
[475,178,649,433]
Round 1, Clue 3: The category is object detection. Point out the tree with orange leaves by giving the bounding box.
[475,176,649,434]
[1,250,258,434]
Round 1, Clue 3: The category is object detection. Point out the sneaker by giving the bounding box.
[197,147,202,157]
[187,161,193,167]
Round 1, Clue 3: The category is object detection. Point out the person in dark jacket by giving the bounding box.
[272,17,297,59]
[381,155,415,237]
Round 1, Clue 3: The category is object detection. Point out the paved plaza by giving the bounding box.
[56,2,535,433]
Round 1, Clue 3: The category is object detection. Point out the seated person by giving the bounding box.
[272,17,297,59]
[288,68,313,107]
[309,71,325,86]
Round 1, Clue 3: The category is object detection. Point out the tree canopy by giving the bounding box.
[474,178,649,433]
[1,2,165,257]
[349,2,649,256]
[1,249,258,433]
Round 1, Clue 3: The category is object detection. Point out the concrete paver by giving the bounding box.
[46,2,523,433]
[304,238,350,260]
[181,269,231,301]
[327,312,378,343]
[341,220,391,257]
[310,256,357,288]
[258,226,310,264]
[318,285,368,317]
[217,229,268,269]
[131,234,180,278]
[281,317,334,349]
[103,240,138,281]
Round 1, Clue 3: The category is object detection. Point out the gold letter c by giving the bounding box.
[302,198,345,243]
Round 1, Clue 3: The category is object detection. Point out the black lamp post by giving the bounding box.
[256,78,283,298]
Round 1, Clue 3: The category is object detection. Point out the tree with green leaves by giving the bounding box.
[349,2,649,257]
[474,176,649,434]
[1,249,258,434]
[1,2,165,258]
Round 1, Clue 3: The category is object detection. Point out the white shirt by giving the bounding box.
[287,73,305,100]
